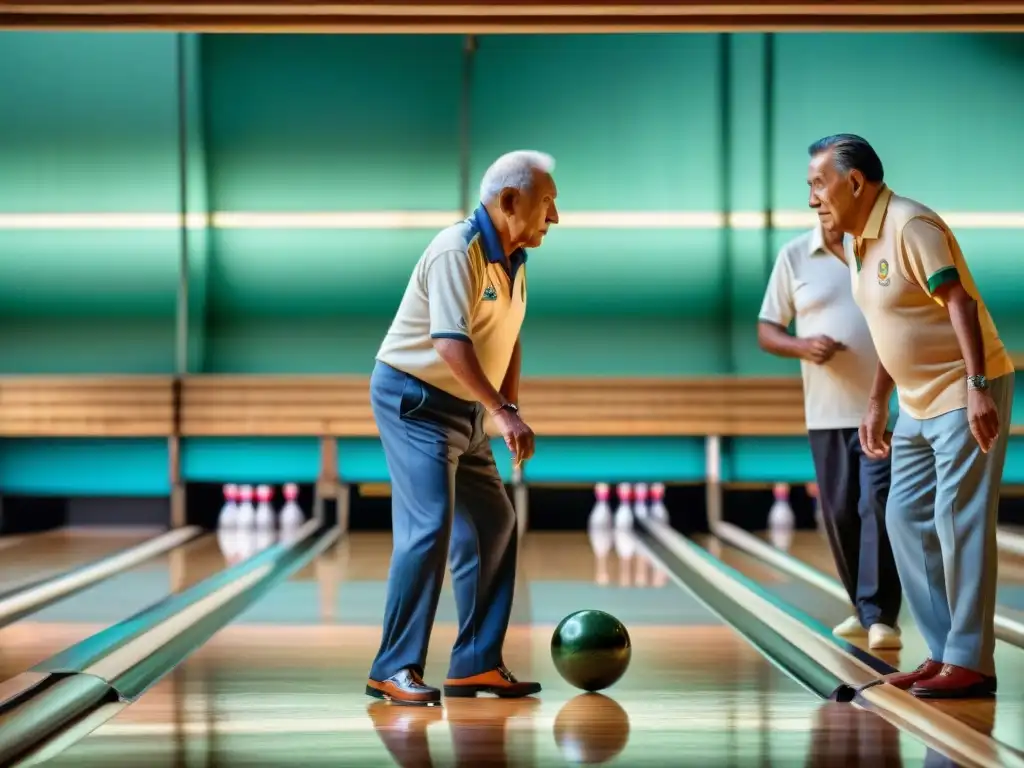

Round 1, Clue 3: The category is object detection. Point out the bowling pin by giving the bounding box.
[216,527,243,565]
[614,528,636,587]
[768,482,795,530]
[633,483,649,521]
[218,484,239,528]
[648,482,669,523]
[587,522,614,586]
[254,526,277,552]
[254,484,276,529]
[280,482,305,529]
[235,527,258,561]
[588,483,612,528]
[770,524,794,552]
[235,485,256,528]
[613,483,633,530]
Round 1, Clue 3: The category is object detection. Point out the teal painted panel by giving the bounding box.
[0,439,169,496]
[0,32,178,212]
[202,35,462,211]
[337,438,513,484]
[772,34,1024,211]
[525,437,705,483]
[338,438,389,483]
[724,436,815,483]
[181,438,320,482]
[203,315,727,375]
[470,34,722,210]
[1005,438,1024,485]
[205,228,723,318]
[0,231,178,317]
[0,317,175,375]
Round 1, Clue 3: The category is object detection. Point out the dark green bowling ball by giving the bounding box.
[550,609,631,691]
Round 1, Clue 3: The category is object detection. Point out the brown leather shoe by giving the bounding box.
[444,665,541,698]
[910,664,997,699]
[366,668,441,706]
[883,659,943,690]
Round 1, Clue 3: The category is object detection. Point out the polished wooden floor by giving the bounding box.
[735,528,1024,750]
[0,527,961,766]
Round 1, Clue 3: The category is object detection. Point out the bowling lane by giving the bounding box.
[47,529,939,766]
[0,531,241,681]
[701,531,1024,750]
[0,528,159,592]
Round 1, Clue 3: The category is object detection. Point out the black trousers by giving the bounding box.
[808,427,902,628]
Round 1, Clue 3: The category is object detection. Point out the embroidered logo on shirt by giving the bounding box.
[877,259,890,287]
[482,284,498,301]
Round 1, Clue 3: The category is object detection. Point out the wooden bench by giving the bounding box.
[0,376,175,437]
[176,375,810,437]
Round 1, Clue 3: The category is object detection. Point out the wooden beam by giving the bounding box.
[4,2,1024,31]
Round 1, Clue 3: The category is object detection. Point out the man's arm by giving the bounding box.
[426,250,507,413]
[758,321,806,359]
[757,249,841,364]
[499,337,522,404]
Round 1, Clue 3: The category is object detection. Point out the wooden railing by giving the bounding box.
[0,374,1020,438]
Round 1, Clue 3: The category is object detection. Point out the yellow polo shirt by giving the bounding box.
[376,205,527,402]
[850,185,1013,420]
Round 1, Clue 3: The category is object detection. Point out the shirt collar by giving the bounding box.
[809,223,851,261]
[471,204,528,269]
[860,184,893,241]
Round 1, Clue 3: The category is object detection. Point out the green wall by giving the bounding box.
[1,31,1024,491]
[3,32,1021,377]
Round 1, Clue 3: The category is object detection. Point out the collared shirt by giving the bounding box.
[850,185,1014,420]
[376,205,528,402]
[760,225,878,430]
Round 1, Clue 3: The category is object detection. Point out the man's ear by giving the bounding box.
[849,169,865,197]
[499,188,518,216]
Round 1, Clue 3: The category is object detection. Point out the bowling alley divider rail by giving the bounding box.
[0,526,203,630]
[0,519,341,766]
[635,516,1024,768]
[711,518,1024,649]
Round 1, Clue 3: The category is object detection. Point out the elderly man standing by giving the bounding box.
[758,220,902,651]
[366,150,559,706]
[807,134,1014,699]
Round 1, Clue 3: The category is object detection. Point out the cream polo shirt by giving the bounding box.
[760,226,878,430]
[376,205,527,403]
[850,185,1014,420]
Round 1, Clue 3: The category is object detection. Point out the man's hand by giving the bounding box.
[491,408,535,466]
[968,388,1000,454]
[800,335,845,364]
[859,398,891,460]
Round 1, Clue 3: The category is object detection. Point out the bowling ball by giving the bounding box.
[550,609,631,691]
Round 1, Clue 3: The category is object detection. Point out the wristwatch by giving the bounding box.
[491,402,519,416]
[967,375,988,391]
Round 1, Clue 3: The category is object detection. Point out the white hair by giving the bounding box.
[478,150,555,204]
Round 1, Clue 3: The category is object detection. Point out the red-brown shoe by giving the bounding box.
[444,665,542,698]
[883,659,943,690]
[366,668,441,707]
[910,664,997,699]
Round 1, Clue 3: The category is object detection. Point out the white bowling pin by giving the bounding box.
[588,483,612,528]
[216,527,240,563]
[235,485,256,528]
[807,482,824,531]
[218,484,239,528]
[587,521,614,586]
[614,483,634,530]
[768,482,795,530]
[254,484,276,529]
[770,525,794,552]
[649,482,669,523]
[235,527,258,561]
[255,527,276,552]
[280,482,305,528]
[614,528,636,586]
[633,483,649,520]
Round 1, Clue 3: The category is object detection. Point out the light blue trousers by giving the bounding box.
[886,373,1014,676]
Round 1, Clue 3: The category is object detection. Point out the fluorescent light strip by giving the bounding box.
[0,211,1022,230]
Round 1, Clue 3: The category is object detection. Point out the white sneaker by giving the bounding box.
[832,615,867,638]
[868,623,902,650]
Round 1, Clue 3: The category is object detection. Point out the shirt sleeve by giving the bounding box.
[900,217,959,297]
[758,249,795,328]
[425,249,478,341]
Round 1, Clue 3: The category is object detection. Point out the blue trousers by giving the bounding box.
[886,373,1014,676]
[368,361,518,682]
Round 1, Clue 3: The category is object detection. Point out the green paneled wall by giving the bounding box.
[0,33,180,374]
[2,32,1022,377]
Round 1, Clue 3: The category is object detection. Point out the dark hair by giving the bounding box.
[807,134,884,183]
